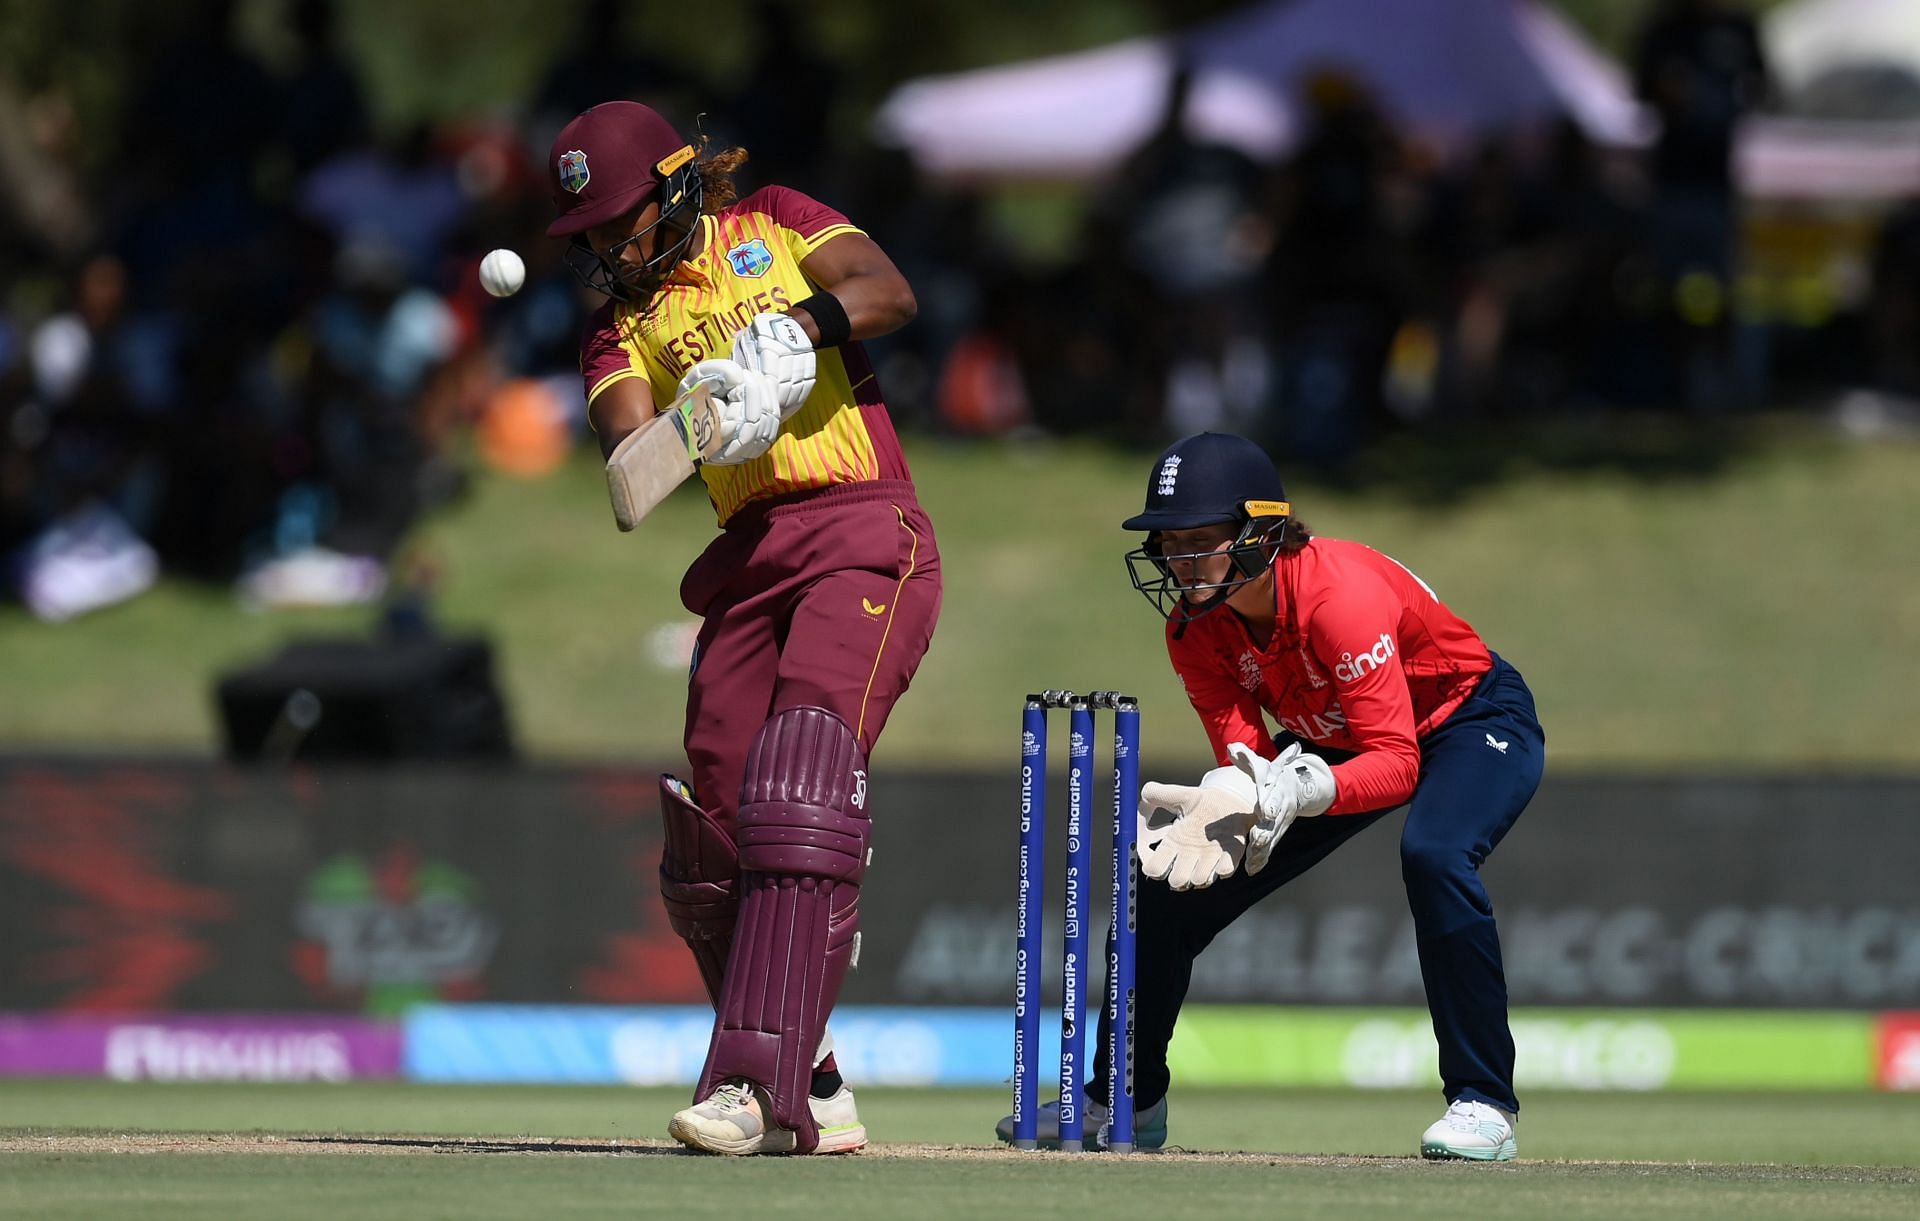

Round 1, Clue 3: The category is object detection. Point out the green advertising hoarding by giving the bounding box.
[1168,1008,1877,1090]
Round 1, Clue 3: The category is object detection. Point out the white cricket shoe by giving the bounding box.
[1420,1099,1517,1161]
[668,1079,867,1156]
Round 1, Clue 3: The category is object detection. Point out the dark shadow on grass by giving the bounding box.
[1339,413,1767,505]
[289,1135,693,1156]
[1096,411,1796,507]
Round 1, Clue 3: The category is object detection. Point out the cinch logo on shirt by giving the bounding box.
[726,238,773,278]
[1334,633,1396,683]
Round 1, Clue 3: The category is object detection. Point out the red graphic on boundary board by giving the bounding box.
[574,771,706,1002]
[0,768,232,1009]
[1878,1013,1920,1090]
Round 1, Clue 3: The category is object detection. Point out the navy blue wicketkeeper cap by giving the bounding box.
[1121,432,1289,532]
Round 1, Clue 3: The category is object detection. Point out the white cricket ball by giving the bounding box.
[479,248,525,298]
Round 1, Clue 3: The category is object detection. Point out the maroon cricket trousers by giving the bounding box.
[677,479,942,827]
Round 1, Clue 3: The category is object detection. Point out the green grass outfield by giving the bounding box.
[2,418,1916,769]
[2,1082,1917,1220]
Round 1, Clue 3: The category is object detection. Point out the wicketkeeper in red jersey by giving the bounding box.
[546,101,942,1155]
[1000,432,1544,1160]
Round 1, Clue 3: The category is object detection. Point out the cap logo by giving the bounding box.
[558,150,591,194]
[1156,455,1182,497]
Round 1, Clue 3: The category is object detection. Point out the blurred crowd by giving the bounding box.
[0,1,570,621]
[1,0,1917,623]
[934,0,1830,464]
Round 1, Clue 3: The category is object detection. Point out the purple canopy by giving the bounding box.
[1185,0,1570,145]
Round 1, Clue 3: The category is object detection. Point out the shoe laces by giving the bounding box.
[709,1080,756,1112]
[1443,1098,1482,1128]
[1443,1100,1504,1130]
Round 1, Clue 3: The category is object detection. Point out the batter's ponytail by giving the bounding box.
[694,138,748,212]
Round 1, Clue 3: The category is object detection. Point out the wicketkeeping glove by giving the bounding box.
[1227,742,1337,875]
[731,312,816,417]
[680,358,782,465]
[1137,764,1257,891]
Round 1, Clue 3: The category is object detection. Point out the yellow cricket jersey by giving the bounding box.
[579,186,913,525]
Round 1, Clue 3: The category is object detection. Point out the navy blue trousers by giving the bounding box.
[1092,654,1544,1114]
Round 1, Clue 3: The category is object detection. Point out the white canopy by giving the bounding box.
[1766,0,1920,98]
[873,38,1292,182]
[1746,0,1920,196]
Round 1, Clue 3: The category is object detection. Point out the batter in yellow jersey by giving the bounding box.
[546,100,941,1157]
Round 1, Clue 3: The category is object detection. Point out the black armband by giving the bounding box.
[792,291,852,349]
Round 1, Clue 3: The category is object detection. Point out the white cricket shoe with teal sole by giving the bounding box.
[994,1094,1168,1151]
[1420,1099,1517,1161]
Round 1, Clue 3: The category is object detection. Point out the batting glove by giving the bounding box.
[731,312,817,417]
[680,358,781,466]
[1137,763,1256,891]
[1227,742,1336,875]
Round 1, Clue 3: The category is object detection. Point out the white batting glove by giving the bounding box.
[1227,742,1336,875]
[731,312,816,417]
[679,358,781,465]
[1136,764,1256,891]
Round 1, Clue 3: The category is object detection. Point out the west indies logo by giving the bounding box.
[293,844,499,1016]
[726,238,773,278]
[558,149,590,193]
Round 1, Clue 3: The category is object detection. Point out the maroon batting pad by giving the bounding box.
[656,775,739,1008]
[696,706,870,1152]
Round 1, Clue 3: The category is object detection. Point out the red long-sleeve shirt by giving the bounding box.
[1167,538,1492,814]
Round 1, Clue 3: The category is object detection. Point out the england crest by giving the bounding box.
[726,238,773,278]
[558,150,591,194]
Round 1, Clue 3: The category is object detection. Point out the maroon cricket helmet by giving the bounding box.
[545,102,696,238]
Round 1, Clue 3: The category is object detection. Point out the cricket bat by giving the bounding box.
[604,376,725,530]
